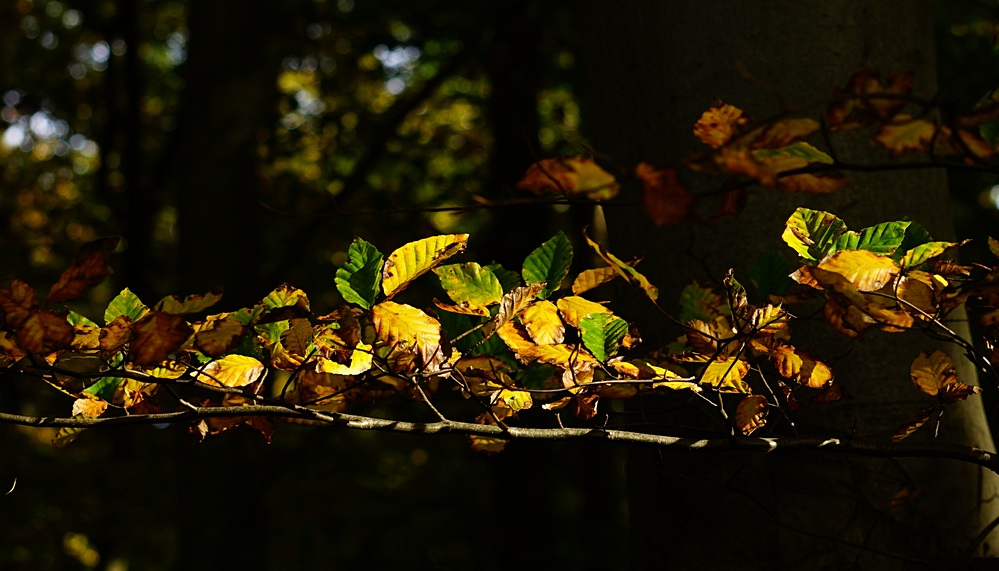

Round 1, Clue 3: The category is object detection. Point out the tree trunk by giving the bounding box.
[577,1,999,568]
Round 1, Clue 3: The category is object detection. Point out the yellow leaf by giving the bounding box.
[700,357,751,393]
[316,342,373,375]
[382,234,469,299]
[910,350,980,404]
[196,354,266,387]
[496,321,536,354]
[770,345,834,388]
[572,267,619,295]
[516,156,619,200]
[693,103,748,148]
[72,397,108,418]
[371,301,446,371]
[521,300,565,345]
[897,271,939,319]
[817,250,899,292]
[751,305,789,335]
[556,296,610,327]
[735,395,768,435]
[874,116,936,156]
[469,413,506,454]
[432,298,491,317]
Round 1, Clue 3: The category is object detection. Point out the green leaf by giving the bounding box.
[485,263,521,293]
[67,310,98,328]
[783,208,847,261]
[522,231,573,300]
[747,251,794,298]
[335,238,384,309]
[261,284,310,312]
[753,141,833,164]
[104,288,148,325]
[579,312,629,362]
[899,241,958,269]
[83,376,122,401]
[830,220,910,256]
[435,263,504,306]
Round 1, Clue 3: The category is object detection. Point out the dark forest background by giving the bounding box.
[2,1,999,569]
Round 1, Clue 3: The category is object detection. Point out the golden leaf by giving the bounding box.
[910,350,980,404]
[521,300,565,345]
[700,357,751,393]
[735,395,768,435]
[770,345,834,388]
[516,156,619,200]
[72,397,108,418]
[584,231,659,302]
[371,301,446,371]
[195,354,267,387]
[556,296,610,328]
[382,234,469,299]
[874,116,936,156]
[572,267,619,295]
[816,250,899,292]
[315,342,373,375]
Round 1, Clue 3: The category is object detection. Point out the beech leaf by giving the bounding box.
[521,301,565,345]
[382,234,469,299]
[700,357,751,393]
[104,288,148,325]
[371,301,446,371]
[522,231,573,300]
[579,312,629,362]
[584,230,658,302]
[335,238,384,309]
[693,102,748,148]
[516,156,619,200]
[572,267,619,295]
[735,395,768,435]
[155,289,223,315]
[46,237,119,305]
[128,310,192,366]
[770,345,834,388]
[435,262,504,307]
[196,354,267,387]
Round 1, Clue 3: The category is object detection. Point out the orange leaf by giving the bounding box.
[46,237,119,304]
[636,163,692,225]
[770,344,834,388]
[735,395,768,435]
[910,350,981,404]
[194,315,247,358]
[516,156,619,200]
[693,102,748,148]
[128,310,193,366]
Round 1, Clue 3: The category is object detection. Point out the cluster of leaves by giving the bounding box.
[516,70,999,227]
[6,68,999,455]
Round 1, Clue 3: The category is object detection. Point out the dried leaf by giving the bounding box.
[46,237,119,304]
[735,395,768,435]
[128,310,193,366]
[517,156,619,200]
[155,289,223,315]
[693,102,748,148]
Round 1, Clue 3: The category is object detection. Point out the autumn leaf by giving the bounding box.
[104,288,148,325]
[816,250,899,292]
[382,234,469,299]
[72,396,108,418]
[770,345,834,388]
[522,231,573,300]
[783,208,848,261]
[316,342,373,375]
[435,262,504,307]
[556,296,610,328]
[259,284,311,316]
[371,301,446,371]
[128,310,193,366]
[516,156,620,200]
[874,116,936,156]
[910,350,981,404]
[572,267,619,295]
[898,241,960,270]
[693,102,748,148]
[99,315,132,352]
[335,237,384,309]
[279,317,314,362]
[892,408,935,443]
[155,289,223,315]
[579,312,629,362]
[826,69,914,131]
[751,304,789,336]
[479,283,545,342]
[636,163,692,226]
[18,310,74,354]
[469,414,506,454]
[700,357,751,393]
[521,301,565,345]
[735,395,768,435]
[194,315,248,358]
[195,354,267,387]
[0,279,37,328]
[46,237,119,305]
[584,230,658,302]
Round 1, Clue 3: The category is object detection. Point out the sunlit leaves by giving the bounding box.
[195,355,266,388]
[522,231,573,300]
[480,283,544,342]
[556,296,609,328]
[517,156,619,200]
[770,345,833,388]
[335,238,384,309]
[579,312,628,362]
[371,301,446,372]
[783,208,848,261]
[382,234,468,299]
[46,237,119,305]
[700,357,751,393]
[435,262,503,311]
[636,163,692,225]
[584,230,658,302]
[521,301,565,345]
[816,250,899,292]
[316,342,373,375]
[910,350,981,403]
[572,267,618,296]
[104,288,149,325]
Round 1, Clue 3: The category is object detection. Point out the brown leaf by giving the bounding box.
[891,407,935,443]
[0,280,37,328]
[826,70,915,131]
[770,344,834,388]
[46,237,119,304]
[636,163,692,226]
[812,383,846,404]
[693,102,748,148]
[129,310,193,366]
[517,156,619,200]
[18,310,74,354]
[99,315,132,352]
